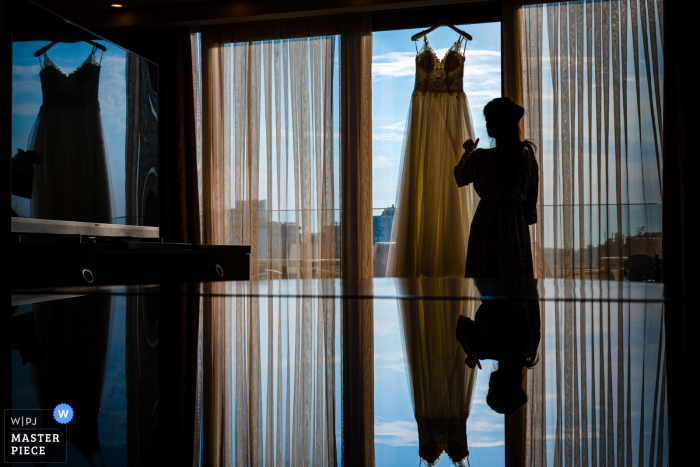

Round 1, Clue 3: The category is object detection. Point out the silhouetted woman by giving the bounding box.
[454,97,538,279]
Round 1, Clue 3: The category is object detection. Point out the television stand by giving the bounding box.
[10,238,251,288]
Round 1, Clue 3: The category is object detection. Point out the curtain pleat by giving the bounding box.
[512,1,668,466]
[158,28,202,245]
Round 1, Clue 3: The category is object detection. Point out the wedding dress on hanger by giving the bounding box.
[388,35,479,466]
[30,48,114,223]
[386,35,478,279]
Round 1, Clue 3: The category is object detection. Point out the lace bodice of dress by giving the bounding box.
[414,37,466,95]
[40,51,101,106]
[417,417,469,467]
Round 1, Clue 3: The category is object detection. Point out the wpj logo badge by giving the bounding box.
[4,405,72,463]
[53,404,74,424]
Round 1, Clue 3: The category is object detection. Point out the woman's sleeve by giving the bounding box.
[524,152,539,225]
[454,150,478,187]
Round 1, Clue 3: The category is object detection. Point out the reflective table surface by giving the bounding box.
[9,278,669,467]
[13,277,669,302]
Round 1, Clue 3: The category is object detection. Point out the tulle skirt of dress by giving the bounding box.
[30,101,114,223]
[386,91,479,278]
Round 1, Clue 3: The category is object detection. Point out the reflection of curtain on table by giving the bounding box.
[199,282,338,467]
[525,298,667,467]
[519,0,663,281]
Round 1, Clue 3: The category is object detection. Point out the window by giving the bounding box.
[371,22,505,466]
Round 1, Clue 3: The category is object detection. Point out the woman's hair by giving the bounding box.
[524,352,540,369]
[486,361,528,415]
[483,97,537,183]
[486,353,539,414]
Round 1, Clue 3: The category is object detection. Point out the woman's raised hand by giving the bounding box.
[459,138,479,164]
[465,354,482,370]
[463,138,479,154]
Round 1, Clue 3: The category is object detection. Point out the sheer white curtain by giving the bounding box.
[192,20,340,466]
[516,1,668,465]
[521,0,663,281]
[194,24,339,279]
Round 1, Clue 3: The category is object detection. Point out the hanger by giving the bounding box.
[34,40,107,58]
[410,18,472,42]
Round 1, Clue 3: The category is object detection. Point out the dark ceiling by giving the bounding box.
[22,0,480,29]
[30,0,220,15]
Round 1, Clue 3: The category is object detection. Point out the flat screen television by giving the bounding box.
[8,0,159,238]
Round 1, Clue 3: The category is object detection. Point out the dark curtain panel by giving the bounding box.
[662,1,690,464]
[158,28,201,245]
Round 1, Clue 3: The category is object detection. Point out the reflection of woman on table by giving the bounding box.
[456,299,540,414]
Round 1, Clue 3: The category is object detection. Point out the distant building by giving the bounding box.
[542,230,663,280]
[372,206,395,277]
[373,205,395,244]
[230,201,338,278]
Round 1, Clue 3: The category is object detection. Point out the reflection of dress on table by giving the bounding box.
[31,295,114,463]
[388,35,479,467]
[30,49,113,223]
[397,280,479,467]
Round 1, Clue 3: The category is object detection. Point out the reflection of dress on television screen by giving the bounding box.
[30,49,113,223]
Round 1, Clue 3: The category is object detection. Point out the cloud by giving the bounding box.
[378,121,406,131]
[12,102,40,116]
[377,363,406,373]
[372,49,502,79]
[13,64,41,76]
[470,439,506,448]
[373,155,396,168]
[374,419,418,446]
[374,351,404,361]
[375,416,504,447]
[372,52,416,78]
[98,53,127,132]
[374,321,399,336]
[373,133,404,142]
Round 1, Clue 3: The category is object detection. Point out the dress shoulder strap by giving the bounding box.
[451,35,467,56]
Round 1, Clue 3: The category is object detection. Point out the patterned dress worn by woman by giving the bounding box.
[454,146,539,278]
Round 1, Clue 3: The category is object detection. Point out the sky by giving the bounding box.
[11,39,128,222]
